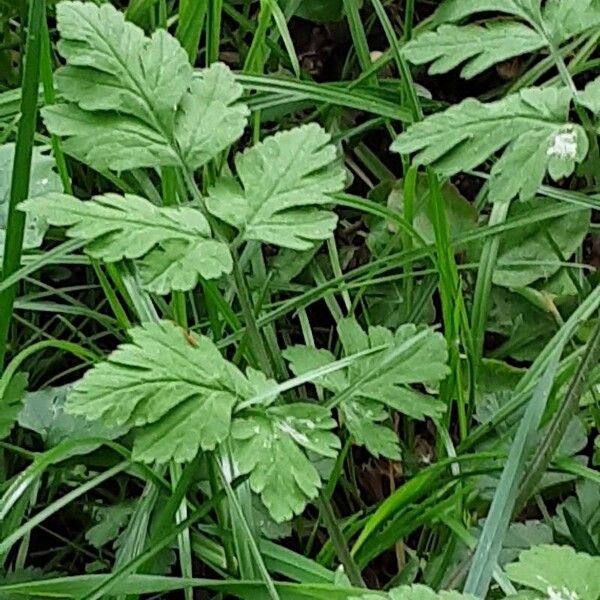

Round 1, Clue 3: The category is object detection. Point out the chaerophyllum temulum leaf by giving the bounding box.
[391,86,588,203]
[19,193,232,294]
[44,1,249,173]
[284,317,449,459]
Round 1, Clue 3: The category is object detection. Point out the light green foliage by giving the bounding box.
[403,22,545,79]
[0,373,28,440]
[19,193,232,294]
[506,545,600,600]
[0,144,61,258]
[284,318,448,459]
[493,200,591,288]
[206,124,346,250]
[65,321,269,463]
[61,319,342,521]
[392,87,588,203]
[433,0,540,23]
[233,403,340,523]
[44,1,248,171]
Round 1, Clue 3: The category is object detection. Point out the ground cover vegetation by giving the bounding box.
[0,0,599,598]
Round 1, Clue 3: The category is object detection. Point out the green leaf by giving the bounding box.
[543,0,600,44]
[493,199,590,288]
[403,22,545,79]
[506,545,600,600]
[86,502,134,549]
[232,403,340,522]
[19,193,232,294]
[374,175,477,249]
[579,76,600,115]
[284,318,448,459]
[64,321,276,463]
[293,0,344,22]
[391,87,588,203]
[206,123,346,250]
[45,1,248,172]
[0,144,61,258]
[18,385,126,447]
[553,481,600,549]
[433,0,539,24]
[175,66,249,171]
[0,373,28,440]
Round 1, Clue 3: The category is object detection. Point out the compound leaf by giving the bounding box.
[46,1,247,172]
[65,321,272,463]
[284,318,448,459]
[232,403,340,522]
[403,22,545,79]
[206,123,346,250]
[19,192,232,294]
[543,0,600,44]
[506,545,600,600]
[391,87,587,203]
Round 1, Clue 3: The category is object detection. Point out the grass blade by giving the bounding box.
[0,0,46,368]
[463,344,565,596]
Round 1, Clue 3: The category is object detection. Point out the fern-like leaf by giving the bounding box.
[64,321,277,463]
[403,22,544,79]
[284,318,448,459]
[46,1,248,172]
[19,193,232,294]
[233,403,340,522]
[391,87,588,203]
[206,124,346,250]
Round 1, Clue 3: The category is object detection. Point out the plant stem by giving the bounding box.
[0,0,46,370]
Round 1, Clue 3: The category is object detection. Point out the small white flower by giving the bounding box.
[547,586,579,600]
[41,178,49,186]
[547,127,578,160]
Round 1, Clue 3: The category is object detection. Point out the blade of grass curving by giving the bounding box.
[463,343,566,597]
[79,479,243,600]
[0,0,45,369]
[515,317,600,513]
[266,0,300,78]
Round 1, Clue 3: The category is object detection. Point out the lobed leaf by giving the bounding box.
[46,1,248,172]
[284,318,448,459]
[403,22,545,79]
[206,123,346,250]
[506,545,600,600]
[19,193,232,294]
[64,321,274,463]
[232,403,340,522]
[391,87,587,203]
